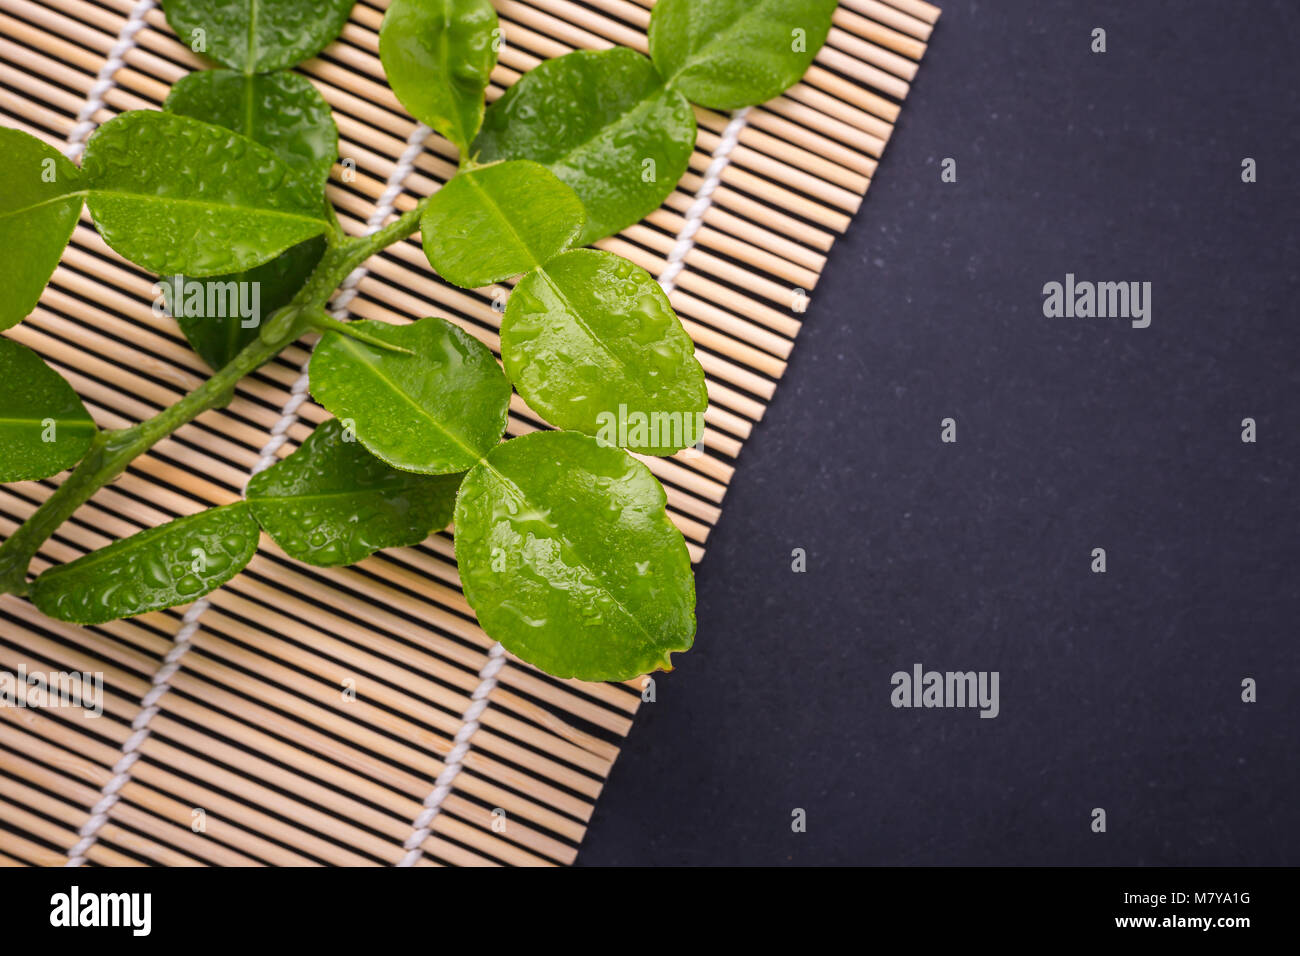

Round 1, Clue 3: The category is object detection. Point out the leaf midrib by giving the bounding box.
[244,0,260,75]
[251,486,414,506]
[88,188,325,227]
[0,416,95,428]
[479,459,659,649]
[437,0,469,149]
[461,172,545,269]
[240,72,257,137]
[664,0,787,86]
[40,506,246,580]
[0,191,87,222]
[332,334,484,464]
[533,266,639,381]
[544,84,669,173]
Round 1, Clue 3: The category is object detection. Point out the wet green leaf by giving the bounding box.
[309,317,510,474]
[247,418,461,566]
[161,74,332,369]
[82,111,329,276]
[161,0,357,73]
[165,69,338,194]
[30,502,260,625]
[502,250,707,455]
[455,431,695,681]
[474,48,695,245]
[649,0,838,109]
[165,236,325,371]
[0,339,96,482]
[379,0,498,155]
[421,160,584,288]
[0,128,84,331]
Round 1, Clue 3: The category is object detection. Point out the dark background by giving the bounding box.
[580,0,1300,865]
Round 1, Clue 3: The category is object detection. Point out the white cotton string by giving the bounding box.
[248,371,313,478]
[65,115,431,863]
[657,106,751,295]
[369,122,515,866]
[333,121,508,867]
[60,0,159,867]
[396,642,507,867]
[64,599,209,866]
[62,0,157,162]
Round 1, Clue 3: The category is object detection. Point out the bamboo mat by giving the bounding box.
[0,0,939,866]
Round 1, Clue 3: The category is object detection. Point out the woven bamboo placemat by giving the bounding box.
[0,0,939,866]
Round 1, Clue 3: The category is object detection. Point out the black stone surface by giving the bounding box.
[578,0,1300,866]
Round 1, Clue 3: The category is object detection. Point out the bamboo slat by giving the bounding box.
[0,0,938,866]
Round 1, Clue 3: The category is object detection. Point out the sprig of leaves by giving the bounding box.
[0,0,839,682]
[475,0,840,242]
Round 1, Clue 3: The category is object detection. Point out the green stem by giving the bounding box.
[0,197,431,596]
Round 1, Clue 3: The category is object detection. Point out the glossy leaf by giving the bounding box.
[247,418,461,566]
[0,339,96,482]
[648,0,838,109]
[161,0,356,73]
[421,160,584,288]
[166,236,325,370]
[502,250,707,454]
[379,0,498,155]
[165,69,338,194]
[309,317,510,474]
[30,503,260,625]
[0,128,84,331]
[82,111,329,276]
[474,48,695,245]
[454,431,695,681]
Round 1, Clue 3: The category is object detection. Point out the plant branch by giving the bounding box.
[0,197,432,596]
[338,199,429,275]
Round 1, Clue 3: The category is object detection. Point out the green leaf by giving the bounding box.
[648,0,839,109]
[0,339,96,482]
[421,160,584,288]
[473,48,695,246]
[165,69,338,194]
[379,0,498,156]
[454,431,695,681]
[82,111,329,276]
[0,128,84,331]
[166,236,326,370]
[502,250,707,455]
[309,317,510,474]
[160,74,333,368]
[161,0,357,73]
[247,418,460,566]
[30,502,260,625]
